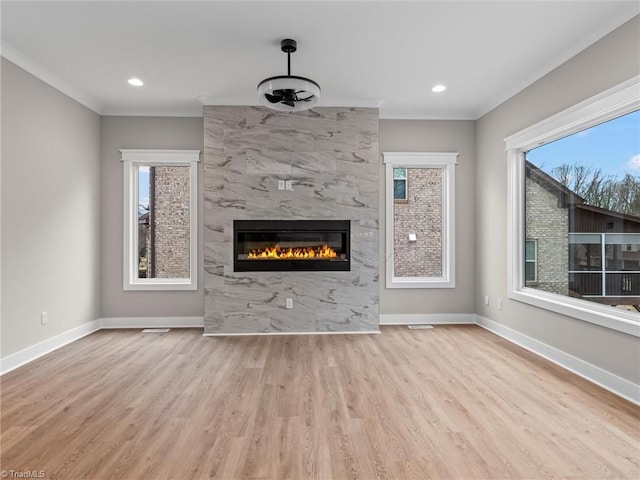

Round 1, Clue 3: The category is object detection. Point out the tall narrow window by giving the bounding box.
[525,239,538,283]
[393,168,408,201]
[121,149,200,290]
[383,152,457,288]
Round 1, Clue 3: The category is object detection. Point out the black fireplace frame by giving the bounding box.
[233,219,350,272]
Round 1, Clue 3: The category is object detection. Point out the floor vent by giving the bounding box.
[142,328,170,333]
[407,324,434,330]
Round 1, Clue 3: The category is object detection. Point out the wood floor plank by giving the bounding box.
[1,325,638,479]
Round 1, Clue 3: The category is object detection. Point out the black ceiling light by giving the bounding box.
[257,39,320,112]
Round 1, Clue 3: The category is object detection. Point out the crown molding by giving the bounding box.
[101,106,204,117]
[198,97,381,109]
[380,113,475,121]
[1,41,103,114]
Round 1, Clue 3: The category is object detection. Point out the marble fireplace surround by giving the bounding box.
[203,106,379,334]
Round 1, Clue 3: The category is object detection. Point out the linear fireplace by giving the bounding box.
[234,220,350,272]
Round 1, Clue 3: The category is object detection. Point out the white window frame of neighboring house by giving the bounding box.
[525,239,538,284]
[383,152,458,289]
[121,149,200,291]
[505,75,640,337]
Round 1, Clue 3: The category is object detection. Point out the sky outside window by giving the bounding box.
[138,166,150,213]
[526,110,640,178]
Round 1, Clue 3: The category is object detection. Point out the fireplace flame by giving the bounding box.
[248,245,337,260]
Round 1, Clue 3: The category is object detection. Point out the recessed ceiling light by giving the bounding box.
[432,84,447,93]
[128,78,144,87]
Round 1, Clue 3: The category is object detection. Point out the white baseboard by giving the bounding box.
[3,313,637,406]
[203,330,380,337]
[99,316,204,329]
[379,313,476,325]
[1,319,101,375]
[476,315,640,406]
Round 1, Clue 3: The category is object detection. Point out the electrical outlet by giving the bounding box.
[41,312,49,325]
[278,180,285,190]
[484,295,489,305]
[497,299,503,311]
[285,298,293,309]
[285,180,293,191]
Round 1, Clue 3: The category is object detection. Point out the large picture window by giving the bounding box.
[383,152,457,288]
[121,149,200,290]
[506,76,639,336]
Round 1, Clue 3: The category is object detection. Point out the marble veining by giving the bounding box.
[204,106,379,334]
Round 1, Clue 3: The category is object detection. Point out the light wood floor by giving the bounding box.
[1,326,638,480]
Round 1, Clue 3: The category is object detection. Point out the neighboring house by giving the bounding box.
[525,164,572,295]
[393,167,443,277]
[138,166,191,279]
[525,162,640,307]
[138,211,150,277]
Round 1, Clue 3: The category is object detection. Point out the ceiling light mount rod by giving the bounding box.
[281,38,297,76]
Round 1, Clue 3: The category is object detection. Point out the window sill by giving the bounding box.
[509,287,640,337]
[124,280,197,291]
[387,277,455,289]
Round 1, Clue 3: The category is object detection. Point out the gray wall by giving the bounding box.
[100,116,204,318]
[1,58,101,356]
[379,120,476,315]
[475,15,640,383]
[103,116,476,322]
[203,106,379,333]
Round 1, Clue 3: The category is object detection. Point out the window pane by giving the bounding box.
[569,240,602,271]
[525,240,536,261]
[394,179,407,200]
[569,233,601,244]
[393,167,407,180]
[393,167,443,277]
[137,166,151,278]
[605,233,640,244]
[137,165,191,279]
[606,244,640,271]
[525,109,640,310]
[525,262,536,282]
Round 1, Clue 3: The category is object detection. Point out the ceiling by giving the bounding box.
[2,1,638,119]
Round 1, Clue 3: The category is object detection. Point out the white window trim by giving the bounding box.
[505,76,640,337]
[120,149,200,291]
[383,152,458,289]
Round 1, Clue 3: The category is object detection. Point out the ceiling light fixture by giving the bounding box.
[128,78,144,87]
[257,39,320,112]
[432,84,447,93]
